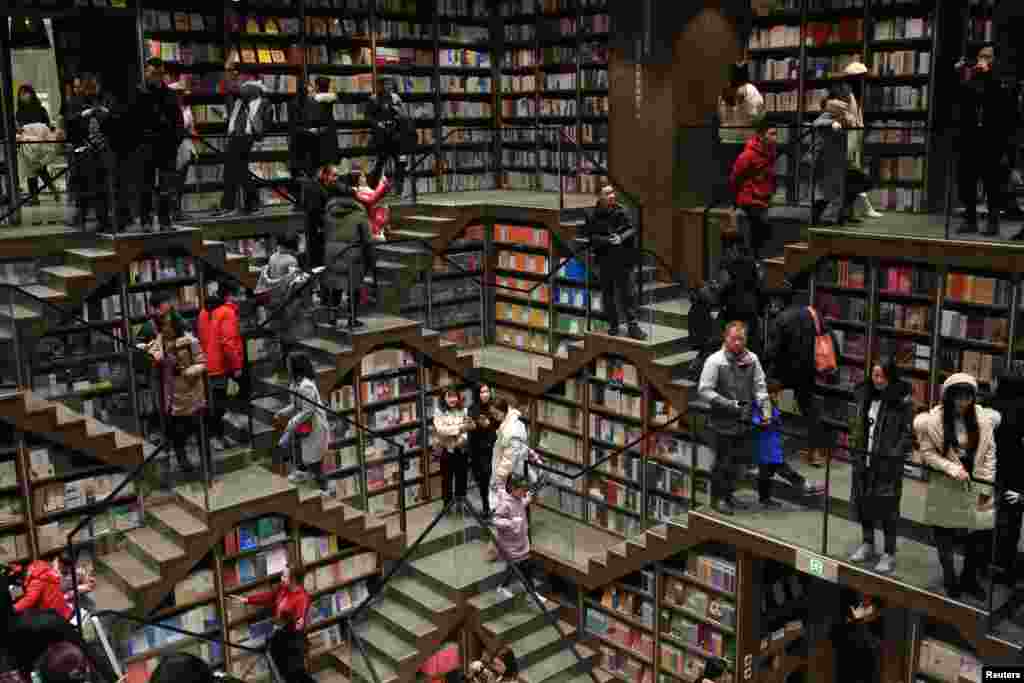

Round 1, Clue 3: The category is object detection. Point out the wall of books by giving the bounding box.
[749,0,939,212]
[532,354,700,537]
[809,253,1020,463]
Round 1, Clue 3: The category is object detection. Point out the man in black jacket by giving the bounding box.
[367,77,414,196]
[292,77,339,268]
[64,73,119,231]
[127,58,184,232]
[217,80,275,216]
[580,185,647,340]
[955,44,1016,236]
[765,304,832,466]
[992,372,1024,585]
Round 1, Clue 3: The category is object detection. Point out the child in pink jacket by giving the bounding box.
[493,476,549,607]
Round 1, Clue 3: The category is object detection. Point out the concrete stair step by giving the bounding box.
[297,336,353,357]
[370,599,436,640]
[349,647,398,683]
[0,303,41,322]
[520,646,595,683]
[20,284,67,304]
[481,600,550,641]
[354,618,418,665]
[376,243,432,256]
[147,502,209,540]
[98,550,161,592]
[653,350,698,369]
[88,576,135,613]
[386,576,456,615]
[388,229,440,241]
[511,621,577,665]
[40,265,94,281]
[313,669,349,683]
[65,248,117,262]
[125,527,186,566]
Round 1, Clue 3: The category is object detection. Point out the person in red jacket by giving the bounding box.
[198,280,244,452]
[12,559,73,620]
[729,121,778,261]
[230,560,314,683]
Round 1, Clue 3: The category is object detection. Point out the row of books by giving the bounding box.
[588,478,642,515]
[35,473,134,517]
[873,16,931,41]
[946,273,1012,306]
[303,552,377,592]
[872,50,931,77]
[867,186,926,212]
[141,11,216,33]
[865,120,927,145]
[223,516,287,555]
[122,604,221,658]
[309,579,370,623]
[877,301,930,332]
[867,85,928,112]
[585,608,655,659]
[143,42,225,65]
[816,292,868,323]
[361,349,417,376]
[538,428,585,464]
[939,312,1009,345]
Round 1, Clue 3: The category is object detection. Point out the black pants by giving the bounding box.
[499,557,541,591]
[758,461,806,502]
[597,256,637,331]
[469,449,493,515]
[26,168,57,200]
[371,138,405,190]
[933,526,992,588]
[209,376,228,441]
[167,413,201,470]
[996,498,1023,577]
[305,202,326,270]
[78,149,115,228]
[137,143,176,228]
[269,627,315,683]
[862,519,897,555]
[440,448,468,502]
[298,457,326,491]
[958,139,1005,223]
[222,134,258,211]
[739,206,772,259]
[793,383,828,450]
[712,431,749,502]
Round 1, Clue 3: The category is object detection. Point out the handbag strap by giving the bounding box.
[807,306,823,335]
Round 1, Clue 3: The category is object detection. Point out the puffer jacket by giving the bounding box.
[433,407,468,452]
[354,177,392,239]
[492,489,532,561]
[913,373,998,482]
[14,560,72,619]
[730,133,776,208]
[492,408,529,491]
[201,299,243,378]
[146,332,207,416]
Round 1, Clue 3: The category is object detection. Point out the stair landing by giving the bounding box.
[410,539,505,592]
[458,345,553,382]
[411,189,594,211]
[176,465,293,513]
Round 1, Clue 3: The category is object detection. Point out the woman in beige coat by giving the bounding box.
[145,310,207,473]
[913,373,999,600]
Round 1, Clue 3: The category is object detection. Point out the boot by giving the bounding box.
[938,550,960,599]
[857,192,883,218]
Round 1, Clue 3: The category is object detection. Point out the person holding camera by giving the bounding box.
[698,320,770,516]
[581,185,647,339]
[433,387,472,506]
[955,44,1016,236]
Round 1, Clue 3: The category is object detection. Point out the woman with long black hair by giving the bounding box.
[466,383,499,518]
[914,373,999,600]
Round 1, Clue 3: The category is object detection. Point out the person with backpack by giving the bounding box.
[765,304,838,467]
[698,320,771,515]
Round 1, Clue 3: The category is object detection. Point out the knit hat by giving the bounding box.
[941,372,978,398]
[843,61,868,76]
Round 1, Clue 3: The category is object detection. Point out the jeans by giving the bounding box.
[167,413,201,470]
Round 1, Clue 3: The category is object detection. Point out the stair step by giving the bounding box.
[349,648,398,683]
[126,527,186,565]
[370,599,436,639]
[89,577,135,613]
[376,244,432,256]
[54,404,85,427]
[313,669,349,683]
[512,621,577,661]
[114,430,143,450]
[297,337,352,356]
[398,216,454,224]
[480,602,547,639]
[99,551,161,590]
[521,646,594,683]
[387,576,456,614]
[355,619,418,664]
[388,229,440,240]
[653,350,698,368]
[20,284,67,303]
[148,502,209,538]
[0,303,41,321]
[84,418,115,438]
[40,265,94,280]
[65,248,116,261]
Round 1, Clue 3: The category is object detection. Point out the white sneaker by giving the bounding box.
[874,553,895,574]
[497,587,515,601]
[849,543,875,563]
[287,471,307,484]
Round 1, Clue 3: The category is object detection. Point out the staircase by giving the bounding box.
[0,390,145,468]
[86,466,405,618]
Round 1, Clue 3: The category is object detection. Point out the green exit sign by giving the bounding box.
[796,549,838,583]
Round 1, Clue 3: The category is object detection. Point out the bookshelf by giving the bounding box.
[0,431,30,564]
[749,0,940,212]
[422,224,485,347]
[912,619,982,683]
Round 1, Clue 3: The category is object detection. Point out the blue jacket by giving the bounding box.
[752,406,783,465]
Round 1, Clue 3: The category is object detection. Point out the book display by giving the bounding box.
[423,224,485,348]
[0,426,30,564]
[531,354,697,538]
[750,0,939,212]
[806,253,1023,463]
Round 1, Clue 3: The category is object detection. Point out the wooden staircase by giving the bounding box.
[0,390,145,468]
[90,466,406,618]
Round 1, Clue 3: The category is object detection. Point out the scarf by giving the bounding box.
[725,348,754,368]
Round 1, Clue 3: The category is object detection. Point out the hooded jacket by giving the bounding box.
[17,96,51,129]
[199,299,243,378]
[492,408,529,490]
[492,489,532,561]
[14,560,72,619]
[730,134,776,208]
[913,373,998,482]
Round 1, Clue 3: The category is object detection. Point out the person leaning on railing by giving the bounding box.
[913,373,999,601]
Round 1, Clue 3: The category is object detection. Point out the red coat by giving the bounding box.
[14,560,72,620]
[354,177,392,238]
[247,583,311,632]
[730,134,776,209]
[199,300,243,377]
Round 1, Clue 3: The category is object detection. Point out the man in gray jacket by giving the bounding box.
[698,320,771,515]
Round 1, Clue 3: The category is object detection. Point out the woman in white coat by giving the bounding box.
[276,353,330,492]
[913,373,998,601]
[488,397,530,513]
